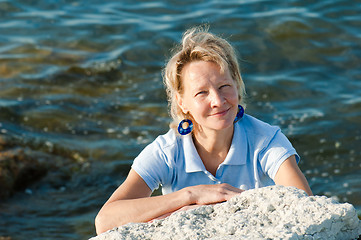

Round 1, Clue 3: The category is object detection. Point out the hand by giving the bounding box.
[148,184,243,223]
[185,183,244,205]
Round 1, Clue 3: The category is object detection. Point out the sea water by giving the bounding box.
[0,0,360,239]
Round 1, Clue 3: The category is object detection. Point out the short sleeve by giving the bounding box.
[258,129,299,180]
[131,139,174,192]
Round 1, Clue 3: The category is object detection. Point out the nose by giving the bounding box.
[210,89,225,107]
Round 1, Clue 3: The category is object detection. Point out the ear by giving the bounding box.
[175,92,188,114]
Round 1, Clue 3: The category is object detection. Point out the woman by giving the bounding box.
[95,26,312,234]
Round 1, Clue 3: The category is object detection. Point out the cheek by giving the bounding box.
[225,88,239,104]
[232,93,239,104]
[232,87,240,102]
[190,100,207,112]
[185,99,208,118]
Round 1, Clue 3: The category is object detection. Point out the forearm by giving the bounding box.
[95,179,243,234]
[95,188,192,234]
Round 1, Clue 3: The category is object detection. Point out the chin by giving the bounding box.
[211,121,234,131]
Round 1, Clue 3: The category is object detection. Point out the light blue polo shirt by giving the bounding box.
[132,114,299,195]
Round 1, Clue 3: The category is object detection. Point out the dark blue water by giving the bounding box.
[0,0,360,239]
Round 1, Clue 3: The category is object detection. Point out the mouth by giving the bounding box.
[211,107,231,117]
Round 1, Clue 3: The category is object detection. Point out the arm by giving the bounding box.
[95,169,243,234]
[95,169,188,234]
[274,155,313,196]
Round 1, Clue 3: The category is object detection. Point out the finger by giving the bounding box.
[221,183,244,193]
[217,184,244,200]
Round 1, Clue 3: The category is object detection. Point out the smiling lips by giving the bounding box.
[210,107,231,117]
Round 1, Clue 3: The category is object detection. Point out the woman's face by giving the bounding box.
[177,61,239,133]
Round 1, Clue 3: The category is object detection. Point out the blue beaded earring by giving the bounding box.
[178,119,193,135]
[234,105,244,123]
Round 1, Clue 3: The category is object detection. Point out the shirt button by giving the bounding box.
[204,171,218,182]
[239,184,248,190]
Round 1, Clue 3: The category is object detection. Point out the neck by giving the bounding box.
[193,125,234,159]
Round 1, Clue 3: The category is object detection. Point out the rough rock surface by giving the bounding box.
[91,185,361,240]
[0,147,48,199]
[0,134,89,200]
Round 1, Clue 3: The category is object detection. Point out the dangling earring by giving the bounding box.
[234,105,244,123]
[178,119,193,135]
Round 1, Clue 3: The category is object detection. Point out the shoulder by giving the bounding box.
[132,129,181,175]
[152,128,180,151]
[138,128,181,165]
[241,114,280,136]
[238,114,281,148]
[131,129,182,191]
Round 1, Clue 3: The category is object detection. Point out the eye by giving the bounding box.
[195,91,207,97]
[220,84,231,89]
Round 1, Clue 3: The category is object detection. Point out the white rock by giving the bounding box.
[91,185,361,240]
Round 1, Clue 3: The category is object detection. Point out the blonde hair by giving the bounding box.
[163,26,246,130]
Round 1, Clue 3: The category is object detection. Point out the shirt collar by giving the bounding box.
[221,121,247,166]
[183,134,206,173]
[183,120,247,173]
